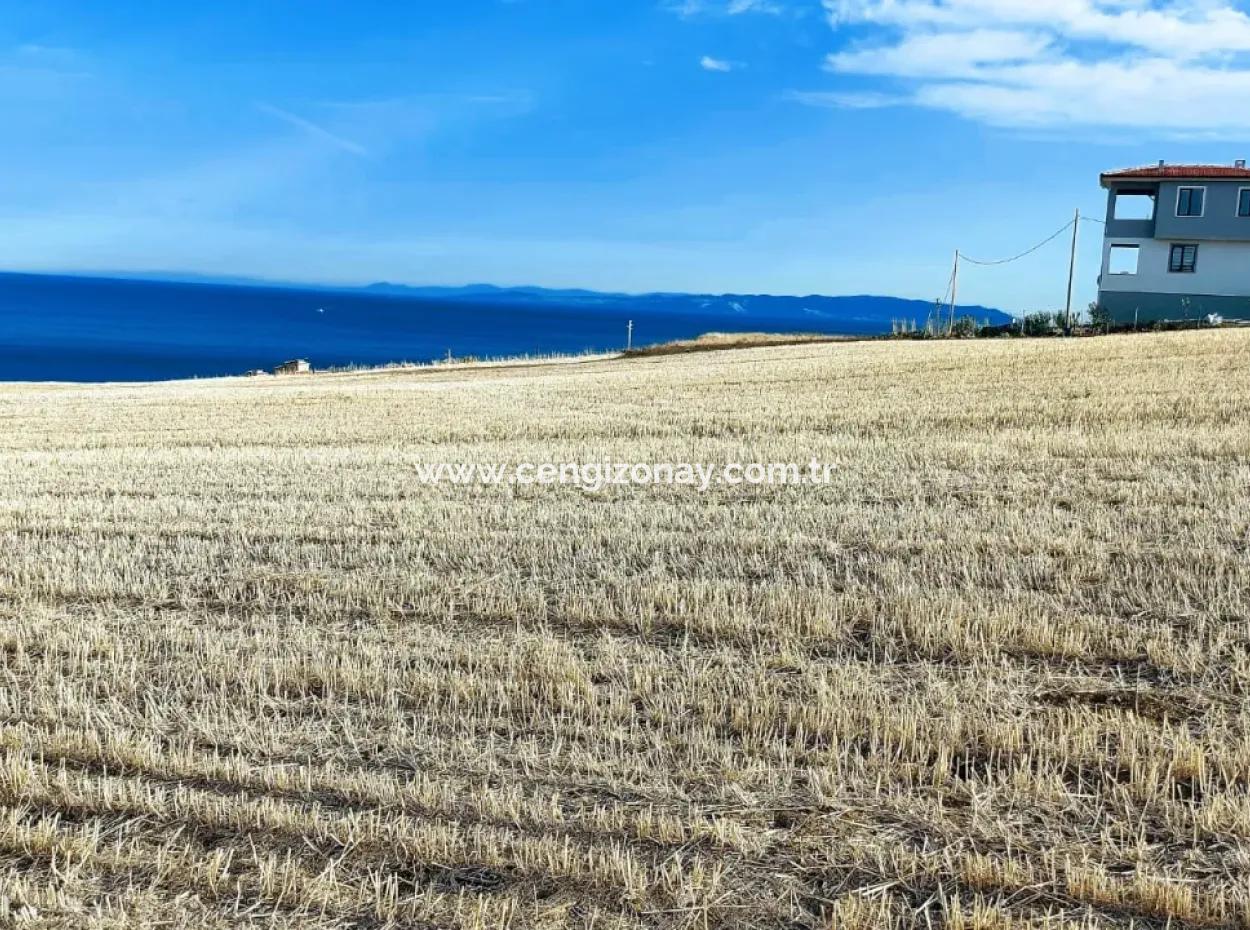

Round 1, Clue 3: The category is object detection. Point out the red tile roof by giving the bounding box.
[1102,164,1250,185]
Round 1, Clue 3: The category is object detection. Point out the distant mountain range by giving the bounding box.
[39,271,1013,329]
[361,282,1011,327]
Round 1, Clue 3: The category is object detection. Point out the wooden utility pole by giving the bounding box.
[948,250,960,334]
[1064,208,1080,333]
[626,320,634,352]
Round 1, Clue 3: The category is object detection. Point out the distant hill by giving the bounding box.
[362,282,1011,327]
[365,283,615,301]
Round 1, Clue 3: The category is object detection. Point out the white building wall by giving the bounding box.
[1101,238,1250,297]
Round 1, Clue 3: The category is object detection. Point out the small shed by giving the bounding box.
[274,359,311,375]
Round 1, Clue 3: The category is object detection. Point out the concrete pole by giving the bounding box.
[948,250,959,335]
[1065,208,1080,333]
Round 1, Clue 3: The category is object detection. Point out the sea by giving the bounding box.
[0,272,1000,383]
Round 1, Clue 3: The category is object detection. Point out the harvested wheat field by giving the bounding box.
[0,330,1248,930]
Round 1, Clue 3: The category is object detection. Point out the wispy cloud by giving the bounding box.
[664,0,704,15]
[666,0,786,17]
[0,42,92,95]
[256,102,369,157]
[727,0,785,13]
[786,88,906,108]
[700,55,737,72]
[13,44,85,67]
[805,0,1250,135]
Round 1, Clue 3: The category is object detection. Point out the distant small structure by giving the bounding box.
[273,359,311,375]
[244,369,269,377]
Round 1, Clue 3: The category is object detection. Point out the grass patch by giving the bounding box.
[625,330,853,356]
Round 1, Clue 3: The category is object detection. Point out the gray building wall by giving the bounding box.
[1154,180,1250,241]
[1104,180,1250,239]
[1105,217,1156,238]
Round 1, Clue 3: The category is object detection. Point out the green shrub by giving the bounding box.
[1022,311,1059,337]
[950,316,979,338]
[1087,302,1112,332]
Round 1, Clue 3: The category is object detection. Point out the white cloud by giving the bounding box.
[827,0,1250,58]
[827,29,1054,79]
[809,0,1250,133]
[700,55,737,71]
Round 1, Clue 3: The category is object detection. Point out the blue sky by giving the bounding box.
[2,1,1249,313]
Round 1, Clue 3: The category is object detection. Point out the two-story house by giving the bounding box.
[1098,162,1250,325]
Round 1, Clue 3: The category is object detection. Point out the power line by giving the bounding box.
[936,210,1096,333]
[958,219,1076,266]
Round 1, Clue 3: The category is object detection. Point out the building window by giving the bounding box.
[1239,188,1250,218]
[1176,187,1205,217]
[1108,244,1140,275]
[1169,244,1198,273]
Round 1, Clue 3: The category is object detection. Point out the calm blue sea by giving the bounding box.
[0,272,933,383]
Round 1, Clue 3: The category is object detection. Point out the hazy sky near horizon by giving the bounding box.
[3,1,1249,312]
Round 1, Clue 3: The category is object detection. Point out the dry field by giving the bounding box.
[0,331,1248,930]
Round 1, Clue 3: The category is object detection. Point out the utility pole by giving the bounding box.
[948,250,960,335]
[626,319,634,352]
[1064,208,1080,333]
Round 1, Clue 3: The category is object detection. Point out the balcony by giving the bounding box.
[1105,186,1157,239]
